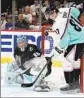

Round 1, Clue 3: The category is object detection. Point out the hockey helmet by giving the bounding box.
[17,35,27,44]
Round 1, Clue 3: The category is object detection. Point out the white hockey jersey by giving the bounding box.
[52,7,84,49]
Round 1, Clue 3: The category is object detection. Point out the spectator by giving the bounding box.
[30,0,40,16]
[5,15,13,30]
[64,0,76,7]
[14,10,19,16]
[23,6,33,24]
[78,12,84,26]
[18,8,23,14]
[32,15,39,25]
[1,13,7,30]
[15,14,29,29]
[41,0,50,25]
[14,9,19,21]
[42,0,50,14]
[53,0,61,8]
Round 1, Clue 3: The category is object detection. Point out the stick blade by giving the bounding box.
[21,83,34,87]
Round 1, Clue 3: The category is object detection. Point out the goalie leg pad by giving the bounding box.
[28,56,47,76]
[5,71,24,85]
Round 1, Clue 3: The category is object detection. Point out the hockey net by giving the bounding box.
[42,25,84,93]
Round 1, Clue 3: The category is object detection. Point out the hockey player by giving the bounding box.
[46,6,84,92]
[13,35,52,92]
[59,11,84,92]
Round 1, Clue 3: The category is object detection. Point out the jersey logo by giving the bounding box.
[29,47,33,51]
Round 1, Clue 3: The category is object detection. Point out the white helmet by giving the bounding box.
[17,35,27,44]
[17,35,27,51]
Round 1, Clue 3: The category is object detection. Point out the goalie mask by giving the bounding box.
[17,35,27,52]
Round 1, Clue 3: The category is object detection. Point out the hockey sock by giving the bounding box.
[64,71,74,84]
[73,69,80,82]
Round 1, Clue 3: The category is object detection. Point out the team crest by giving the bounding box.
[29,47,33,51]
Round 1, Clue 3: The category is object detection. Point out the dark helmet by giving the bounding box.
[45,6,59,15]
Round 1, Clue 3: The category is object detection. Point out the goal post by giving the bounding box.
[80,52,84,93]
[41,25,52,55]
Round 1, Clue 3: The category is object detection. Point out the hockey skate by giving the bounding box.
[33,79,50,92]
[60,81,80,94]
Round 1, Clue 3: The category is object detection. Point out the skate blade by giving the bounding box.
[34,89,50,92]
[33,87,50,92]
[60,89,80,94]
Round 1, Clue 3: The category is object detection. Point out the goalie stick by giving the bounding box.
[21,55,54,87]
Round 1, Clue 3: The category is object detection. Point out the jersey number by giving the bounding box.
[56,29,60,34]
[70,16,82,32]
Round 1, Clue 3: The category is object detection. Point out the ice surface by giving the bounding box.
[1,63,84,97]
[1,86,84,97]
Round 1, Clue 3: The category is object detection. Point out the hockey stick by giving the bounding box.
[21,55,54,87]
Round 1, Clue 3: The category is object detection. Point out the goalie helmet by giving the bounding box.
[17,35,27,51]
[17,35,27,44]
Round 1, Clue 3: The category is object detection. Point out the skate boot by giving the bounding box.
[72,80,80,89]
[34,79,50,92]
[60,81,80,93]
[60,83,74,91]
[71,81,80,93]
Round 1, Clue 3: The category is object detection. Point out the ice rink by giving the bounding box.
[2,86,84,97]
[1,63,84,97]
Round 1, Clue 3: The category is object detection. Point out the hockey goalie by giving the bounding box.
[6,35,52,92]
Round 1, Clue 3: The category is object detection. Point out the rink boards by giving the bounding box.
[1,30,63,67]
